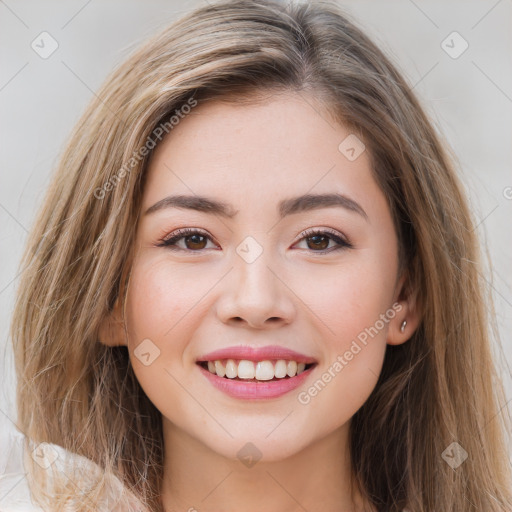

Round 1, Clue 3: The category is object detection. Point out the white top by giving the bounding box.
[0,440,142,511]
[0,433,43,512]
[0,472,42,512]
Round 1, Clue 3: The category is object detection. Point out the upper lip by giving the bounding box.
[196,345,317,364]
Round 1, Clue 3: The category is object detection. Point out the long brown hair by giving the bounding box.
[10,0,512,510]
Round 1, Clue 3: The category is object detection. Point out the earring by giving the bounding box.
[400,320,407,332]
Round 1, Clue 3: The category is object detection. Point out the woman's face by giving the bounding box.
[115,91,410,461]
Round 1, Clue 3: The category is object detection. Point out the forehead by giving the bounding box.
[143,91,380,215]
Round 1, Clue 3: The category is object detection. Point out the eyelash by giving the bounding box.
[156,227,353,254]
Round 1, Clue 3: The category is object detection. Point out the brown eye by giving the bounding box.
[184,234,207,250]
[306,234,330,251]
[294,228,353,253]
[158,228,216,251]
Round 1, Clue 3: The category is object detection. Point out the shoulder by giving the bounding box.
[1,433,43,512]
[1,440,145,512]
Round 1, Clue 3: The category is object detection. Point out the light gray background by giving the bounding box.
[1,0,511,476]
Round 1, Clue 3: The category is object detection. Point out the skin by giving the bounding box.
[100,91,419,512]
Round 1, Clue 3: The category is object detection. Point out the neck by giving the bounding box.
[160,419,372,512]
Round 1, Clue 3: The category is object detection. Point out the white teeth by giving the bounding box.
[225,359,237,379]
[237,360,255,379]
[214,360,226,377]
[203,359,311,380]
[286,360,297,377]
[274,360,288,378]
[255,361,274,380]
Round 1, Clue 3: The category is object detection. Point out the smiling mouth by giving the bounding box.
[197,360,317,382]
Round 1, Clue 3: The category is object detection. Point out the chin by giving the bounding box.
[200,429,314,464]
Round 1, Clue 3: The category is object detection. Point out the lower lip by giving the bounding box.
[197,363,316,400]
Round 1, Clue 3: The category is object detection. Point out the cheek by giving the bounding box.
[291,252,396,417]
[296,251,396,345]
[122,257,213,404]
[125,257,213,342]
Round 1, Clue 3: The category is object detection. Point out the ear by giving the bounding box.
[98,296,127,347]
[386,271,421,346]
[98,264,132,347]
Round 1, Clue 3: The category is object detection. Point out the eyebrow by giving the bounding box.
[144,192,368,221]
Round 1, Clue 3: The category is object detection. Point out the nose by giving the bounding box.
[215,249,296,329]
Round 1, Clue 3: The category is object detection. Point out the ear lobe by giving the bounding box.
[387,273,422,346]
[98,298,127,347]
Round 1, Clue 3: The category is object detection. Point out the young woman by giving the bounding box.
[8,0,512,510]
